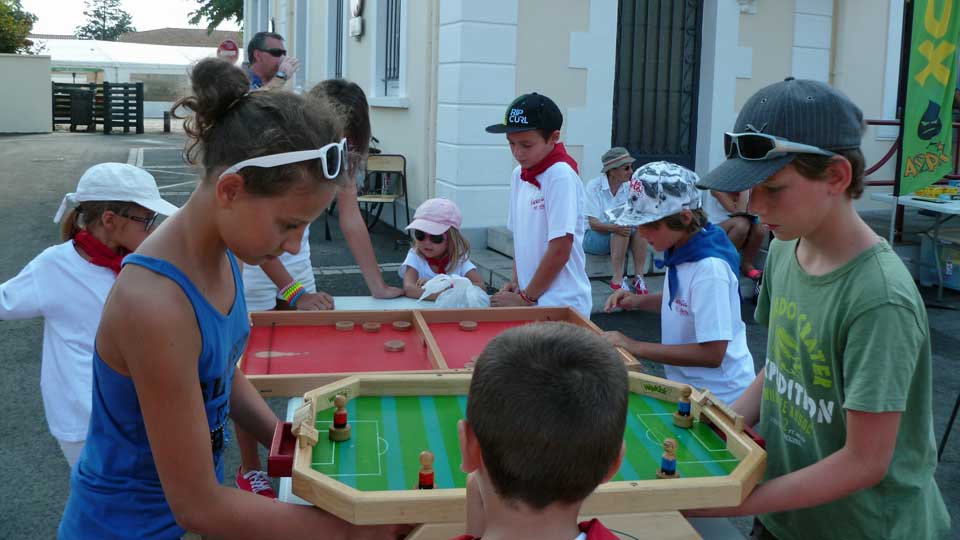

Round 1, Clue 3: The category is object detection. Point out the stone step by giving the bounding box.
[472,245,761,314]
[481,226,763,313]
[487,226,659,279]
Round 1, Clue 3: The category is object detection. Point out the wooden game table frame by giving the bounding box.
[241,306,639,397]
[286,372,766,525]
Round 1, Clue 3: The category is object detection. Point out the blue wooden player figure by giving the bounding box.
[672,386,693,428]
[656,438,679,479]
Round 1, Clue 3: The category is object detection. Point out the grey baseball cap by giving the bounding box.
[698,77,864,192]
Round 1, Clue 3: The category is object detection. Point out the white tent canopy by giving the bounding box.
[37,38,220,118]
[35,38,216,72]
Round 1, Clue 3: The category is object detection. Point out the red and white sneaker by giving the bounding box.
[236,467,277,499]
[621,276,648,295]
[632,276,649,295]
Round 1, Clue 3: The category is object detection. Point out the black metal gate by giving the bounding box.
[612,0,703,170]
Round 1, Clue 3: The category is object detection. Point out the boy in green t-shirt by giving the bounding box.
[691,78,950,540]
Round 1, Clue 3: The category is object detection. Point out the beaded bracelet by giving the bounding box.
[278,280,306,306]
[287,288,306,308]
[518,290,537,305]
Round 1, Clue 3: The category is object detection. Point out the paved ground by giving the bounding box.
[0,131,956,538]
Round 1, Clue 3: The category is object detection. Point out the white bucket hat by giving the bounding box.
[605,161,702,226]
[53,163,179,223]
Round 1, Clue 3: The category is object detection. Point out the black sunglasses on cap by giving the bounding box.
[258,48,286,57]
[413,230,445,244]
[723,132,834,161]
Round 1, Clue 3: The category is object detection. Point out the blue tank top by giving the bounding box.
[59,252,249,540]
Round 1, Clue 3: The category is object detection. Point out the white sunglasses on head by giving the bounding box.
[218,138,347,180]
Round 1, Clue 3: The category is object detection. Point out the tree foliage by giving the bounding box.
[75,0,136,41]
[0,0,37,54]
[189,0,242,34]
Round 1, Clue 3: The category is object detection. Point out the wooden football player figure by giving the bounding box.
[673,386,693,428]
[329,394,352,442]
[656,438,679,479]
[418,450,435,489]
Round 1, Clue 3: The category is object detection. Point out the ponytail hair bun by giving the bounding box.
[173,58,344,196]
[174,58,249,140]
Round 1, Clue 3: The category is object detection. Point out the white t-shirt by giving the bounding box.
[241,224,317,311]
[398,248,477,281]
[584,174,631,228]
[701,191,731,225]
[0,241,117,442]
[507,162,592,316]
[660,257,755,405]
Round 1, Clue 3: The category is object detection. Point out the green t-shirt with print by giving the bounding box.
[754,238,950,540]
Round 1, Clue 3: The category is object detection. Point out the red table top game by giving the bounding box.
[240,307,639,397]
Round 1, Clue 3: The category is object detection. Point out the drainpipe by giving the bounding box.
[424,0,439,200]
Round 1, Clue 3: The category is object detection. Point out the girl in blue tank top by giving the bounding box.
[58,58,401,540]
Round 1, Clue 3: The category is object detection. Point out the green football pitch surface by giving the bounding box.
[310,394,740,491]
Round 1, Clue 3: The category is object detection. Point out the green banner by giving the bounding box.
[901,0,960,194]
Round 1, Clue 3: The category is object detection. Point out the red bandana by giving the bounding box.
[519,142,579,189]
[74,230,127,275]
[425,254,451,274]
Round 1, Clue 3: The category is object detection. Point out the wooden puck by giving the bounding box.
[458,320,478,332]
[392,321,412,332]
[384,339,406,352]
[362,322,382,333]
[335,321,355,332]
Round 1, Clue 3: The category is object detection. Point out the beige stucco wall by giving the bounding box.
[0,54,52,133]
[735,0,796,111]
[304,0,328,86]
[736,1,897,210]
[349,0,438,211]
[833,0,897,209]
[343,5,374,90]
[296,0,437,219]
[515,0,589,166]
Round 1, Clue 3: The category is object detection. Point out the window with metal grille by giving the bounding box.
[383,0,401,96]
[612,0,702,170]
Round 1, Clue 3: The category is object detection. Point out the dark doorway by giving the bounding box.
[613,0,703,170]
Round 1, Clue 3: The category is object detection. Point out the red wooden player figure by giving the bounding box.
[418,450,435,489]
[333,394,348,429]
[329,394,351,442]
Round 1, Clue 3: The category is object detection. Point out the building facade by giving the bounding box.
[245,0,905,242]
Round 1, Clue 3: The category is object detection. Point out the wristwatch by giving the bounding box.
[276,70,287,80]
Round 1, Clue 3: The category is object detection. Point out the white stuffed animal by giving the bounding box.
[418,274,490,308]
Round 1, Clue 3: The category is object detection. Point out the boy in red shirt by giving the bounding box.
[455,322,627,540]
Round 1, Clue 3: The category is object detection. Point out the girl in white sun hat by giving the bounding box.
[0,162,177,467]
[400,197,485,299]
